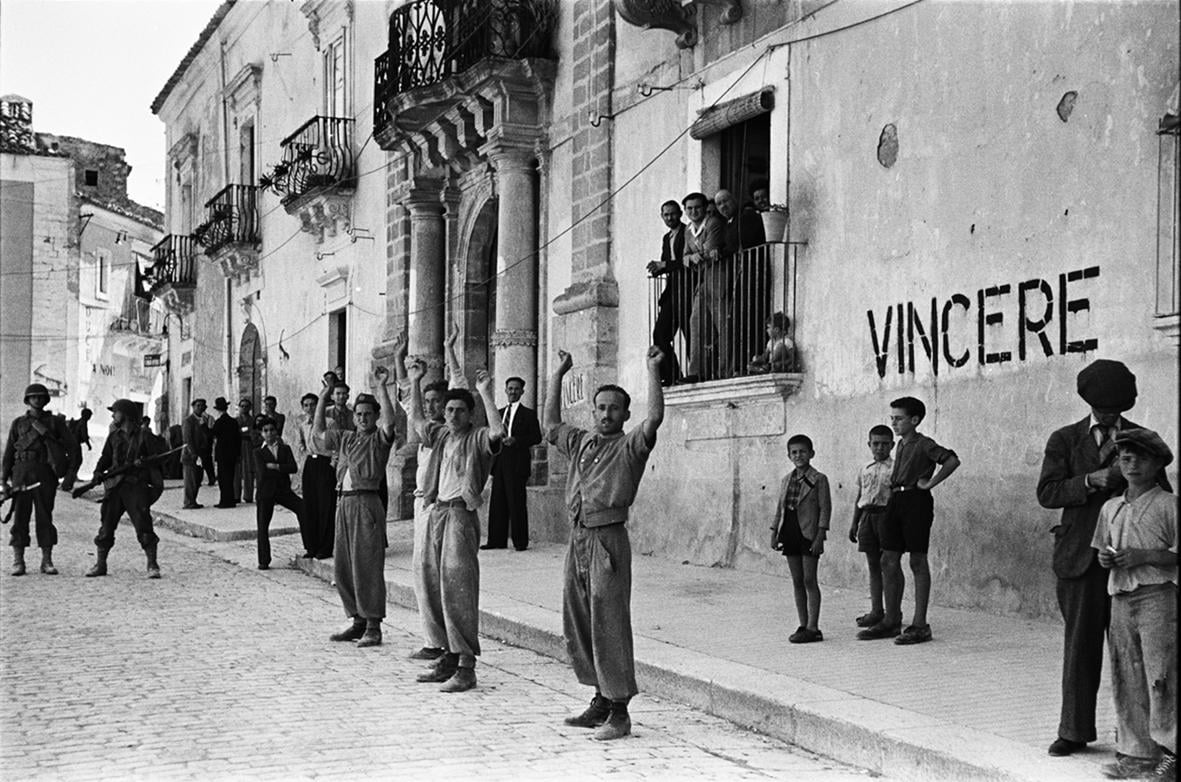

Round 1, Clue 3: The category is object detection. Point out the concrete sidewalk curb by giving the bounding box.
[287,555,1098,782]
[152,508,300,542]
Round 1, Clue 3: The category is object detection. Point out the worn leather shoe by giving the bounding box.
[439,667,476,693]
[564,695,612,728]
[1101,754,1156,778]
[593,710,631,741]
[894,624,932,645]
[789,627,823,644]
[856,622,901,641]
[329,621,365,642]
[356,626,382,648]
[409,646,445,661]
[417,654,458,683]
[855,612,884,628]
[1047,737,1086,757]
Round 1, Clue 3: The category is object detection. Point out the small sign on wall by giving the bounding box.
[143,354,162,368]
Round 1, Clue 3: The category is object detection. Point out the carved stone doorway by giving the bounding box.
[237,322,264,411]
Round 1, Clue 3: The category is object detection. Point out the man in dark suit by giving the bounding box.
[714,188,767,376]
[181,399,209,509]
[484,377,543,551]
[253,418,303,569]
[1036,359,1170,757]
[647,200,690,386]
[210,397,240,508]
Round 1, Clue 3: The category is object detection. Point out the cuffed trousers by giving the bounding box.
[563,522,638,701]
[257,488,304,568]
[333,493,387,621]
[302,456,336,558]
[1110,583,1177,758]
[420,503,481,668]
[182,458,202,506]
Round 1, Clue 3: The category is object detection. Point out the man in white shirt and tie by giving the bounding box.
[484,377,543,550]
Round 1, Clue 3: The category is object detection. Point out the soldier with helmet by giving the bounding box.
[1,383,76,576]
[85,398,167,579]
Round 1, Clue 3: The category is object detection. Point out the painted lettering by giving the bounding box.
[1060,266,1099,354]
[1017,278,1054,360]
[979,284,1012,365]
[941,294,971,369]
[867,305,894,378]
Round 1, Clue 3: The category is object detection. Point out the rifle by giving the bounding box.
[71,445,185,499]
[1,483,43,524]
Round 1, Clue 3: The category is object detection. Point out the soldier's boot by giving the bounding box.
[85,548,109,578]
[39,547,58,575]
[357,619,382,648]
[144,544,161,579]
[10,546,26,577]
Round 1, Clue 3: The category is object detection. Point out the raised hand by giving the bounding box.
[406,358,426,381]
[391,331,407,358]
[475,369,492,394]
[646,345,664,370]
[373,365,390,384]
[556,349,573,375]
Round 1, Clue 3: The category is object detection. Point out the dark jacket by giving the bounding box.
[253,442,298,498]
[95,425,166,501]
[1037,416,1171,579]
[211,413,241,462]
[492,404,542,476]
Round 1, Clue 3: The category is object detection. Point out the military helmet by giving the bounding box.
[23,383,50,402]
[107,399,139,419]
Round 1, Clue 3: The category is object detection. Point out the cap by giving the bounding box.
[212,397,229,411]
[353,393,380,414]
[1113,428,1174,467]
[1076,359,1137,414]
[107,399,138,418]
[192,398,207,407]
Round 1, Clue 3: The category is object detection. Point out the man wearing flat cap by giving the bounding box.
[1036,359,1171,757]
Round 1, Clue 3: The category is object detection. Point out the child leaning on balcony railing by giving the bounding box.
[748,312,795,374]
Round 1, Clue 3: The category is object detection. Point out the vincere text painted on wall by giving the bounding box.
[867,266,1100,378]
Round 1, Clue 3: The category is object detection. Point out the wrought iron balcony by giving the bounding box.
[148,235,199,293]
[374,0,556,131]
[266,116,355,206]
[198,184,259,256]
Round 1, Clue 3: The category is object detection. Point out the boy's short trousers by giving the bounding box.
[880,489,934,554]
[778,508,819,558]
[857,506,889,554]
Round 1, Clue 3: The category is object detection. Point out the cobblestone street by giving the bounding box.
[0,495,873,781]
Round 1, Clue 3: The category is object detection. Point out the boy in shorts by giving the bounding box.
[848,424,894,628]
[771,434,832,643]
[858,396,960,645]
[1090,428,1176,781]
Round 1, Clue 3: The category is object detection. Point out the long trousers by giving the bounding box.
[6,462,58,548]
[233,447,255,502]
[95,480,158,551]
[182,459,202,506]
[486,466,529,549]
[412,497,447,649]
[199,449,216,484]
[333,493,387,621]
[563,522,638,701]
[1056,560,1111,743]
[257,488,304,568]
[302,456,336,558]
[420,503,481,668]
[1110,583,1177,758]
[215,456,237,506]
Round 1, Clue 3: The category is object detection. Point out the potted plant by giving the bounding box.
[761,204,788,243]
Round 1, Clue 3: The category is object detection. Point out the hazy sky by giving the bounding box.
[1,0,224,210]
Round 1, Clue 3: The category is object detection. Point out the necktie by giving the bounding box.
[1097,426,1117,467]
[503,404,513,435]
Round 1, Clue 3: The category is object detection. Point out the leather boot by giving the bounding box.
[39,547,58,575]
[10,546,26,576]
[145,544,161,579]
[85,548,109,577]
[564,694,612,728]
[417,652,458,683]
[593,701,632,741]
[357,619,382,648]
[329,618,365,642]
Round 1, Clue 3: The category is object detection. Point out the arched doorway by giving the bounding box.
[237,322,265,411]
[462,198,498,377]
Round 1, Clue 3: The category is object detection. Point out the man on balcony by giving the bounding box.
[682,192,727,383]
[714,189,767,377]
[647,200,690,386]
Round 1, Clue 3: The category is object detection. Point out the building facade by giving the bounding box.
[1,96,166,472]
[157,0,1179,619]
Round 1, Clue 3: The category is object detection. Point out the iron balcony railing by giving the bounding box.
[200,184,259,255]
[274,116,355,205]
[373,0,556,130]
[649,242,802,385]
[149,235,199,291]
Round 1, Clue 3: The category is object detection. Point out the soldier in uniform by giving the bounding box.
[1,383,75,576]
[85,399,166,579]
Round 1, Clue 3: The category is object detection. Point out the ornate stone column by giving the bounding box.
[405,183,447,382]
[486,145,539,407]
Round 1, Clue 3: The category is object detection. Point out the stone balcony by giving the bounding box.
[198,183,261,281]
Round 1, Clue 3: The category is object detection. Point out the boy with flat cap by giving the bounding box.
[1090,428,1176,780]
[1037,359,1171,757]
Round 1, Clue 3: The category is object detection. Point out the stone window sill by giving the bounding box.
[665,373,803,409]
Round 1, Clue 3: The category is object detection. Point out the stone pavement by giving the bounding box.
[144,482,1120,781]
[0,495,870,782]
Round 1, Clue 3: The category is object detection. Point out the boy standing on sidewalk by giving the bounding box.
[545,345,665,741]
[771,434,832,643]
[847,424,895,629]
[1090,428,1176,781]
[859,396,960,645]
